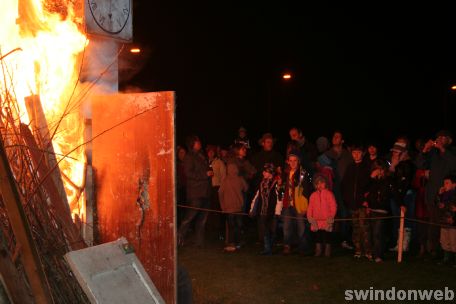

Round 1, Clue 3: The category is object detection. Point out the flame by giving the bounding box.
[1,0,88,220]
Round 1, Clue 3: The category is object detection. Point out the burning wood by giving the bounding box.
[0,0,91,301]
[25,95,70,213]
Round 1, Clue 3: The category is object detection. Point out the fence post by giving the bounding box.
[397,206,406,263]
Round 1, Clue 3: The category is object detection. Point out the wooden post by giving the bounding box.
[397,206,406,263]
[24,95,70,214]
[83,118,94,246]
[0,138,52,303]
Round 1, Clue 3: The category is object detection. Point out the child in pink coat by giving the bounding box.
[307,174,337,257]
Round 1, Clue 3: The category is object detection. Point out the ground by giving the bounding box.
[178,229,456,304]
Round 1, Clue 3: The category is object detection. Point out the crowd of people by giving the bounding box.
[176,127,456,265]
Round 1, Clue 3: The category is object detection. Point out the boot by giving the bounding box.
[390,228,412,252]
[260,236,272,255]
[402,228,411,252]
[314,243,322,257]
[324,244,332,257]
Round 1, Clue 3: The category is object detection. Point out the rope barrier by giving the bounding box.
[177,204,456,229]
[176,204,401,222]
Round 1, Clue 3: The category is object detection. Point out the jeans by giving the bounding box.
[258,215,278,253]
[370,212,385,259]
[337,204,352,244]
[281,206,308,252]
[390,190,416,243]
[178,197,210,246]
[226,214,243,245]
[352,208,371,255]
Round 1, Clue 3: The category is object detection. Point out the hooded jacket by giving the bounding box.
[307,188,337,231]
[219,164,248,213]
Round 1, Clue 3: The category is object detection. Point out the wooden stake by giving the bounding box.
[0,137,52,303]
[397,206,406,263]
[24,95,70,214]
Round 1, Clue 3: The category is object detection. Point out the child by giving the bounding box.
[341,144,371,259]
[364,159,392,262]
[219,163,248,252]
[249,163,282,255]
[436,175,456,265]
[307,174,337,257]
[280,150,313,255]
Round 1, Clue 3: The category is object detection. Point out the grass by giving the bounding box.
[178,229,456,304]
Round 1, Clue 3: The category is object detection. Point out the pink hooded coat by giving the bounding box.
[307,189,337,232]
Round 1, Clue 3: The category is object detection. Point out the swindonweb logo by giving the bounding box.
[345,287,455,301]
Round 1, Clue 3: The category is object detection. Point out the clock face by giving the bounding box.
[88,0,131,34]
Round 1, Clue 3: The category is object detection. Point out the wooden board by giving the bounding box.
[92,92,175,303]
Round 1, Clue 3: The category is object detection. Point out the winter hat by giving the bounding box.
[371,159,388,171]
[258,133,275,145]
[263,163,275,174]
[316,136,330,153]
[390,142,407,153]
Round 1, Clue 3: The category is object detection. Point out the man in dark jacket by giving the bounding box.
[416,130,456,254]
[178,135,213,247]
[251,133,283,187]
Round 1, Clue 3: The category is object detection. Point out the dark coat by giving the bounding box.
[366,176,393,212]
[416,146,456,207]
[391,159,415,205]
[184,150,211,200]
[341,161,371,211]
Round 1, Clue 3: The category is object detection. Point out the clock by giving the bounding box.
[85,0,133,42]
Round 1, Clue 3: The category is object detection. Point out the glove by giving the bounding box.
[248,211,255,218]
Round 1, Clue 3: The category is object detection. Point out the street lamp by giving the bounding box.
[283,73,292,80]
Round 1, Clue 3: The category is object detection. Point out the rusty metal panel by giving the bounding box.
[92,92,175,304]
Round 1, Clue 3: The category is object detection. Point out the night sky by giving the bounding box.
[119,2,456,153]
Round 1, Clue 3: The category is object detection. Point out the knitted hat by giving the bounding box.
[263,163,275,174]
